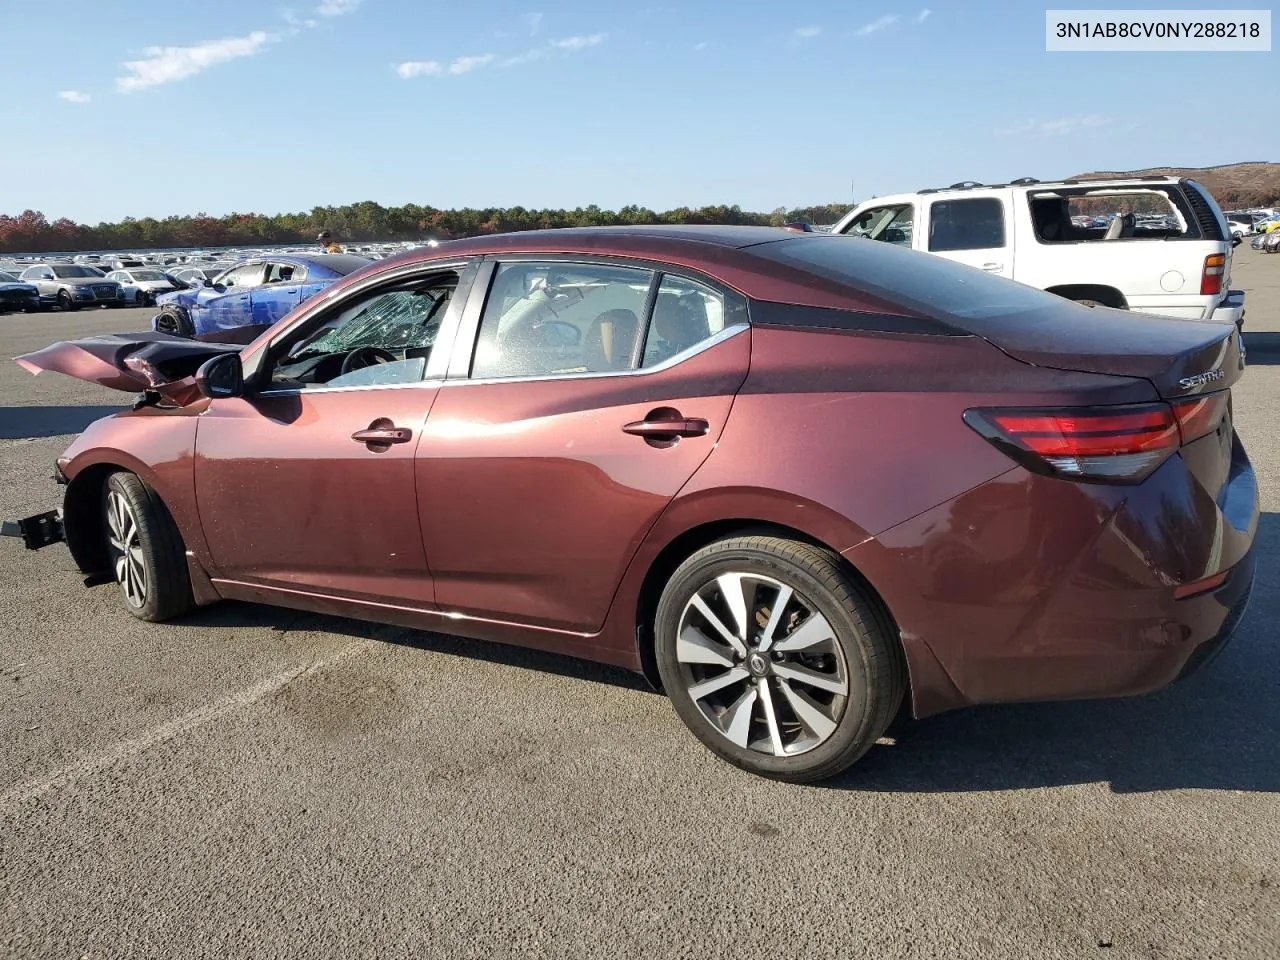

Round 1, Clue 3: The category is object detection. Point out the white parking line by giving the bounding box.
[0,641,371,809]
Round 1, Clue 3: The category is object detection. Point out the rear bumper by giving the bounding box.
[847,435,1260,718]
[1125,289,1244,325]
[1209,290,1246,328]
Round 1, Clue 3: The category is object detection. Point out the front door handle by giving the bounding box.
[981,262,1003,272]
[622,417,709,439]
[351,425,413,444]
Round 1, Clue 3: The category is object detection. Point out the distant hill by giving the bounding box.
[1069,162,1280,208]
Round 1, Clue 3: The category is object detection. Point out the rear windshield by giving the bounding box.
[760,235,1067,323]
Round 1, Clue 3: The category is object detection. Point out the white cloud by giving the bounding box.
[792,26,822,40]
[282,8,319,29]
[551,33,605,50]
[916,8,931,24]
[692,41,708,51]
[57,90,91,104]
[996,114,1110,138]
[116,32,273,92]
[397,53,495,78]
[525,11,543,35]
[856,14,898,36]
[316,0,360,16]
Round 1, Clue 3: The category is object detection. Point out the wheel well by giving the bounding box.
[1045,284,1128,309]
[633,520,904,695]
[62,464,120,576]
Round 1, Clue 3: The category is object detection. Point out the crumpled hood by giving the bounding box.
[15,332,238,405]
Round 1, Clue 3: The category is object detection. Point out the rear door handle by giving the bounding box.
[622,418,709,439]
[351,426,413,444]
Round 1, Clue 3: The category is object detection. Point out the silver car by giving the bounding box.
[18,264,125,311]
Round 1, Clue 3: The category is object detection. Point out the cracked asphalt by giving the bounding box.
[2,252,1279,959]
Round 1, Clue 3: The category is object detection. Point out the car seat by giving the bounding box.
[583,309,640,372]
[646,292,711,365]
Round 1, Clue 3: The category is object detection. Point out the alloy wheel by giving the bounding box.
[675,572,850,757]
[105,489,147,608]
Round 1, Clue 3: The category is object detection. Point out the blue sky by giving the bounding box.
[0,1,1275,224]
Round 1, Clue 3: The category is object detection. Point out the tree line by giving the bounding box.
[0,202,856,254]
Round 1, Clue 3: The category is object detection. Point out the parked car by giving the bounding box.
[833,176,1246,327]
[1257,230,1280,253]
[17,263,125,311]
[0,270,39,314]
[1255,216,1280,235]
[5,226,1256,782]
[153,254,372,341]
[105,268,182,307]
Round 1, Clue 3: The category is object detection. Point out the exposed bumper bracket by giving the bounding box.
[1,509,66,550]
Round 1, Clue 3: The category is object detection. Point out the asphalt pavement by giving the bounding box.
[2,254,1279,959]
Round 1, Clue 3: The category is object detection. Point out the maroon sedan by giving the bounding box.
[6,227,1257,782]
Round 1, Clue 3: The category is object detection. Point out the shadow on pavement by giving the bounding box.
[167,513,1278,795]
[174,601,652,693]
[836,512,1280,795]
[0,405,125,440]
[1242,332,1280,366]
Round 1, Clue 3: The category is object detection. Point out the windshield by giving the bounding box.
[51,265,105,279]
[299,286,453,356]
[132,270,168,281]
[0,271,18,282]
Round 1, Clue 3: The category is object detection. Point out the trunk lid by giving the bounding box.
[15,332,237,405]
[964,303,1244,399]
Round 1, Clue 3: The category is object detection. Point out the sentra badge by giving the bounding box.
[1178,369,1225,390]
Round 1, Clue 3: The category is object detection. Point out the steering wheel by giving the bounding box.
[340,346,397,375]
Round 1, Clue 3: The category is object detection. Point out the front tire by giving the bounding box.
[57,290,79,312]
[654,535,905,782]
[154,306,195,338]
[102,471,195,622]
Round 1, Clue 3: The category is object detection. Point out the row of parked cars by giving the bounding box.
[0,241,426,316]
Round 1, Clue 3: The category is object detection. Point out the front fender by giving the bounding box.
[61,408,209,572]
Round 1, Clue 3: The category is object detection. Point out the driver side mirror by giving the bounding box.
[1231,235,1242,248]
[195,353,244,399]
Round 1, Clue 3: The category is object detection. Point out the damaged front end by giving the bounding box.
[14,331,240,408]
[4,332,235,554]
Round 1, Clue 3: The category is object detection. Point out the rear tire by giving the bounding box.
[654,535,905,782]
[102,471,195,622]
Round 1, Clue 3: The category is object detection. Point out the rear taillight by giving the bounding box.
[1201,253,1226,296]
[965,391,1229,483]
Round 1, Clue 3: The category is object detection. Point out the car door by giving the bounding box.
[192,262,262,333]
[22,266,54,300]
[107,271,135,301]
[923,194,1014,277]
[417,258,752,633]
[193,261,471,607]
[252,261,305,326]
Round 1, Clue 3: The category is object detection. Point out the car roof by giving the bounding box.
[364,226,928,317]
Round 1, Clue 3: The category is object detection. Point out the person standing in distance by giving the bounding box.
[317,231,344,254]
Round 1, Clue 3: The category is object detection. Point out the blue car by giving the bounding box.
[152,254,372,341]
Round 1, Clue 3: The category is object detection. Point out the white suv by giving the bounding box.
[832,176,1245,326]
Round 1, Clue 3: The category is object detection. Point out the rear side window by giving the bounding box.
[641,276,743,368]
[928,198,1006,252]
